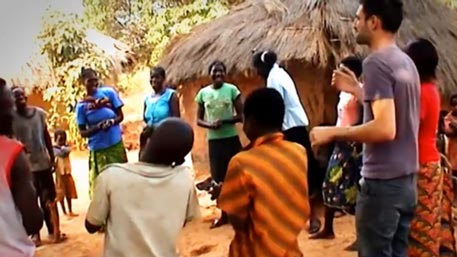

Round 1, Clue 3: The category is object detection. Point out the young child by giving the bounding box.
[53,129,78,217]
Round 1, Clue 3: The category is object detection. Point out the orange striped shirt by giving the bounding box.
[218,132,309,257]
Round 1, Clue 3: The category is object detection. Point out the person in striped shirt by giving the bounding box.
[217,88,310,257]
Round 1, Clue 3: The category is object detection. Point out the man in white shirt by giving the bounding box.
[85,118,200,257]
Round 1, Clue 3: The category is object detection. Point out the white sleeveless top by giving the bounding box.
[0,136,35,257]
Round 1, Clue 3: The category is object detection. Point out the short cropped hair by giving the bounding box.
[405,38,438,83]
[340,56,363,78]
[360,0,404,33]
[244,88,285,130]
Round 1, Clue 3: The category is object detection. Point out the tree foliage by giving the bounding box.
[39,11,112,149]
[83,0,230,65]
[38,0,234,148]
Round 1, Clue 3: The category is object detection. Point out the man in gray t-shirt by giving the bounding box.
[11,87,63,245]
[310,0,420,256]
[362,47,420,179]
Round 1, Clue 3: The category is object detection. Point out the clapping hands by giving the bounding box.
[98,119,116,131]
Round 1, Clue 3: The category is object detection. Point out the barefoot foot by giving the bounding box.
[308,218,321,234]
[309,230,335,240]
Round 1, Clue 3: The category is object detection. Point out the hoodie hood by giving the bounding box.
[105,162,190,179]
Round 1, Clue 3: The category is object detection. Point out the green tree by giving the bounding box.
[83,0,231,65]
[38,11,112,149]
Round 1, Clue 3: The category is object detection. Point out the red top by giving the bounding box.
[419,83,441,163]
[0,136,23,188]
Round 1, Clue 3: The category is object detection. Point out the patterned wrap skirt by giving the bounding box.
[322,141,362,214]
[88,141,128,199]
[408,160,456,257]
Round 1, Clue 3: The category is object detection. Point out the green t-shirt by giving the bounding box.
[195,83,240,140]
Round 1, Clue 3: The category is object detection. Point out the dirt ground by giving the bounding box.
[34,150,358,257]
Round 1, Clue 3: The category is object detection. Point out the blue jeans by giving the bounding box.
[356,174,417,257]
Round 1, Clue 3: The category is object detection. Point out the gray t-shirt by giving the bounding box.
[362,46,420,179]
[12,107,52,172]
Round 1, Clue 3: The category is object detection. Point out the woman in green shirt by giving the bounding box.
[195,60,243,228]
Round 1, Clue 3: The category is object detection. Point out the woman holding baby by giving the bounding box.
[76,68,128,198]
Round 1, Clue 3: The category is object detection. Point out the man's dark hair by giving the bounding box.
[141,118,193,166]
[244,88,285,130]
[341,56,363,78]
[405,38,438,83]
[360,0,404,33]
[0,78,6,87]
[151,66,166,78]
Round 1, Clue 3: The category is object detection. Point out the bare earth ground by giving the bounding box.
[35,151,358,257]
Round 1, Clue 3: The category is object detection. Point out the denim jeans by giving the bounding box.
[356,174,417,257]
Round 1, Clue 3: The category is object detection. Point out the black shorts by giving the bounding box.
[208,136,242,183]
[32,169,57,201]
[283,126,324,196]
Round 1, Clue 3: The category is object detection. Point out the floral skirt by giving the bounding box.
[322,141,362,214]
[408,161,456,257]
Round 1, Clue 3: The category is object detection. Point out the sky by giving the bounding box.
[0,0,83,80]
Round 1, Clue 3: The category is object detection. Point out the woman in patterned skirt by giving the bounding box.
[407,38,456,257]
[310,56,363,252]
[76,68,128,198]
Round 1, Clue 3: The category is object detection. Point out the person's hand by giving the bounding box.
[310,126,337,147]
[332,65,359,94]
[102,119,116,130]
[209,120,223,130]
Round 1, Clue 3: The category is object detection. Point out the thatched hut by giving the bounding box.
[159,0,457,172]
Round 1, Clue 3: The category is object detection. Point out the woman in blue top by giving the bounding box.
[140,66,180,155]
[143,66,180,126]
[76,68,128,198]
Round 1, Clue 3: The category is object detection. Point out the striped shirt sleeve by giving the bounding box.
[218,157,250,221]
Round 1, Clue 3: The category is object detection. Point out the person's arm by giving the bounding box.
[44,126,55,164]
[218,157,250,231]
[195,89,214,128]
[333,59,396,143]
[11,151,43,235]
[113,108,124,124]
[222,86,243,124]
[184,183,201,227]
[332,66,363,103]
[143,100,148,124]
[105,87,124,124]
[170,92,181,118]
[40,110,55,163]
[76,103,101,138]
[197,104,216,129]
[85,171,110,233]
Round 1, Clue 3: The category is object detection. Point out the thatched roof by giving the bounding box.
[11,29,136,92]
[159,0,457,97]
